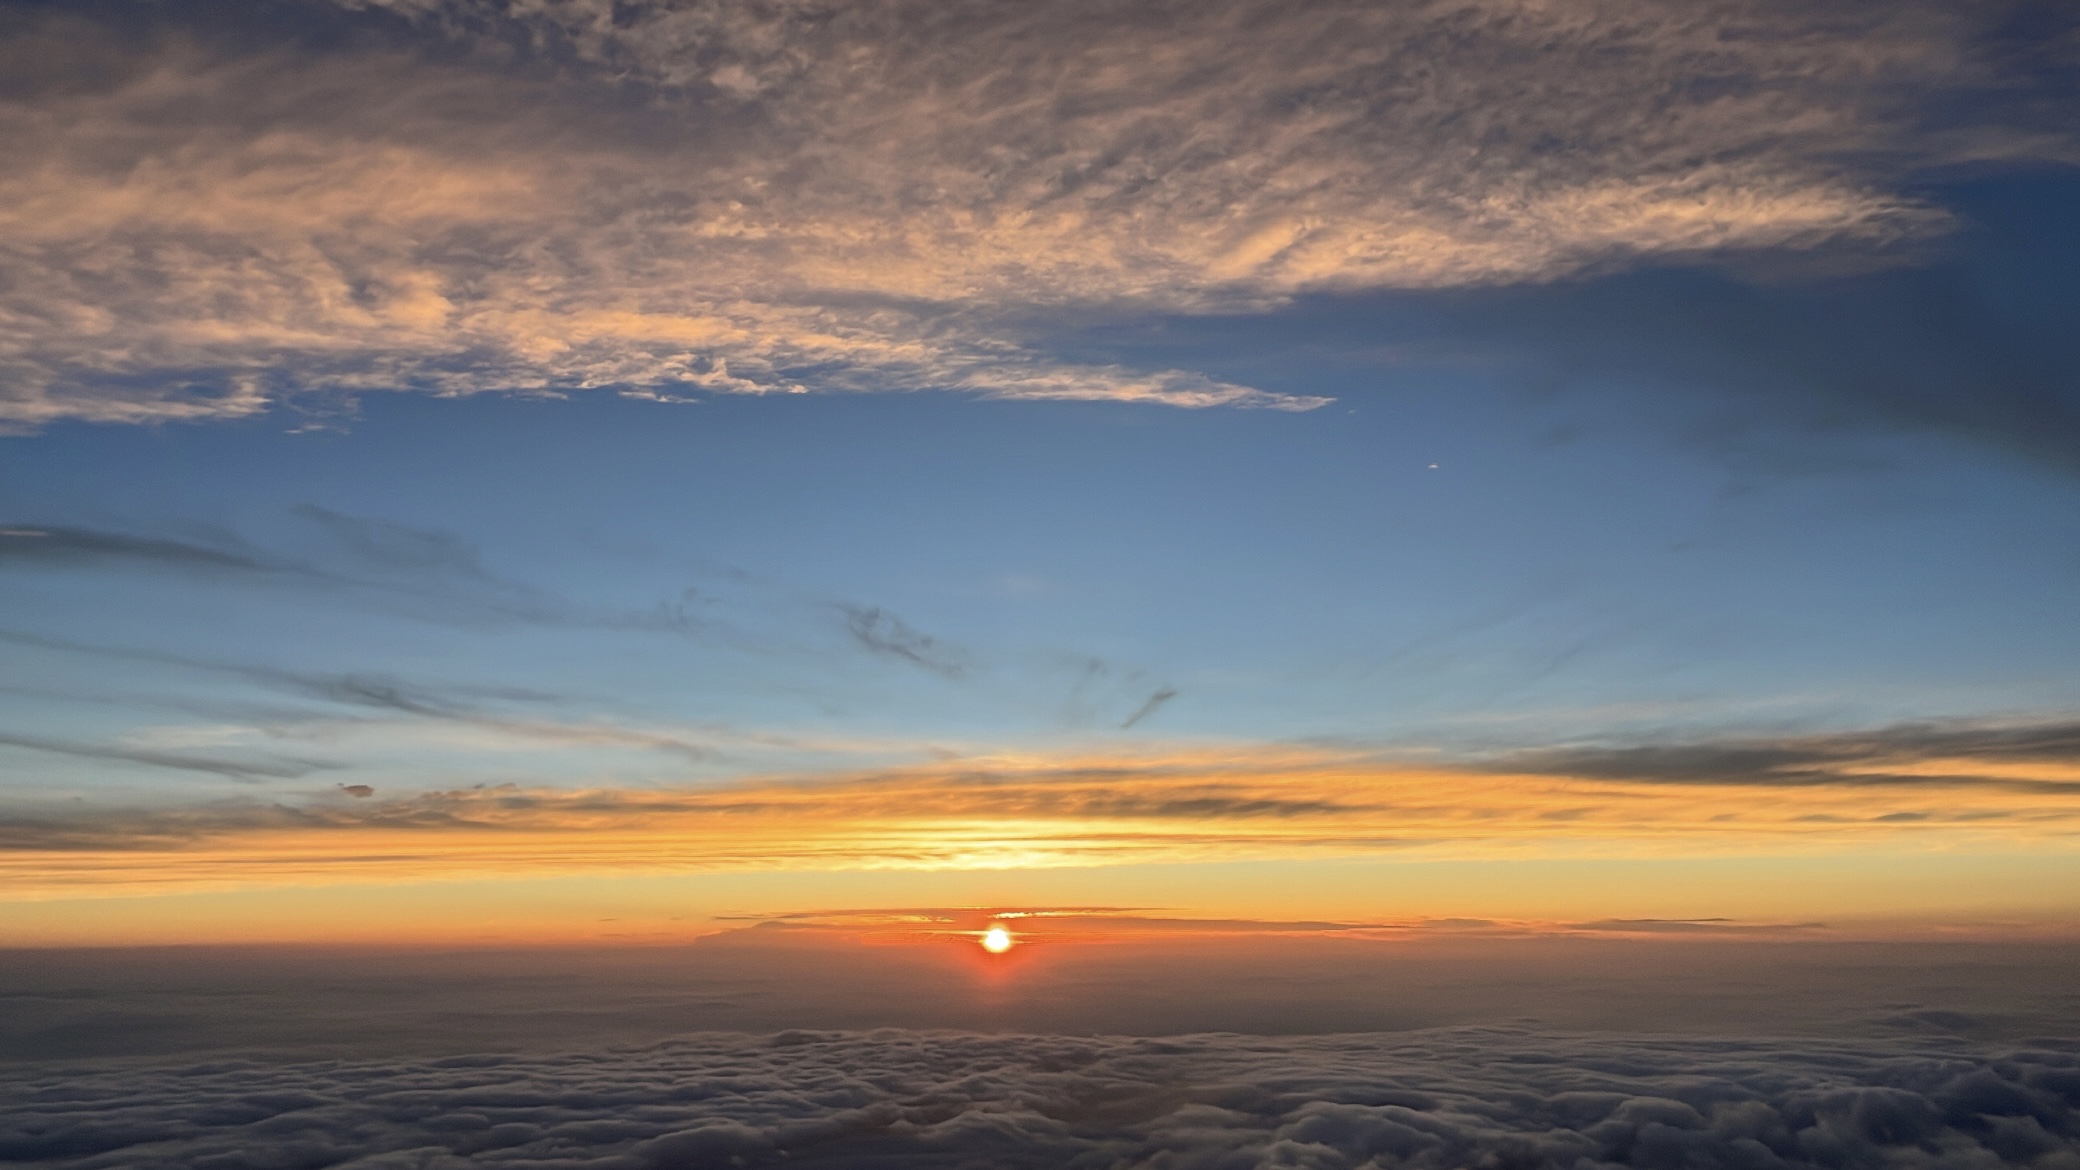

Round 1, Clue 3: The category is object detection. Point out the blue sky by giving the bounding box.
[8,249,2079,798]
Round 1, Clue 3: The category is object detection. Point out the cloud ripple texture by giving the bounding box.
[3,1028,2078,1169]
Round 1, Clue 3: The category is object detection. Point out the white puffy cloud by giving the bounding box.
[2,1027,2075,1167]
[2,0,2064,429]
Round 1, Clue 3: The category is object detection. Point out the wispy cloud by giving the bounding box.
[0,510,1186,753]
[840,604,967,678]
[0,511,702,635]
[0,526,274,573]
[287,503,488,577]
[0,732,336,784]
[0,627,735,764]
[1120,686,1178,730]
[6,714,2078,893]
[713,905,1832,942]
[4,0,2067,429]
[724,905,1384,941]
[1505,718,2080,789]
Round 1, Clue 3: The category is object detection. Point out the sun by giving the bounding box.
[980,924,1014,953]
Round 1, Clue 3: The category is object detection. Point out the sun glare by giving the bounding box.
[981,924,1014,953]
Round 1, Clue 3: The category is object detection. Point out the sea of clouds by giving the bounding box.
[4,1027,2076,1169]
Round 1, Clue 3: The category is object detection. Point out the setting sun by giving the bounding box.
[981,925,1014,953]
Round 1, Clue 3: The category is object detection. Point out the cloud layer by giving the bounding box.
[2,0,2067,428]
[5,714,2079,893]
[2,1027,2076,1168]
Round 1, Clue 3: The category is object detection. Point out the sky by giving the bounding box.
[6,4,2080,1168]
[1,0,2079,955]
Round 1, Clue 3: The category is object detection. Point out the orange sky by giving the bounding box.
[4,747,2077,947]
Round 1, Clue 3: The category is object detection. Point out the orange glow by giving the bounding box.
[981,924,1014,953]
[4,852,2080,948]
[3,748,2079,899]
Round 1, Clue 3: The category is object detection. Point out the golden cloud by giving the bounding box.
[3,0,2027,428]
[4,741,2076,896]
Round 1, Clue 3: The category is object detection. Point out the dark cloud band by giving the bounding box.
[1503,717,2080,790]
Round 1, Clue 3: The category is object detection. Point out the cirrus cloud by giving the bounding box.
[3,0,2068,429]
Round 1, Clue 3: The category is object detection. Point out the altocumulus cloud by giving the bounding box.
[1,0,2071,429]
[2,1029,2077,1168]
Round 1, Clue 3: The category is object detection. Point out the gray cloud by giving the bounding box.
[0,627,723,764]
[1056,656,1183,732]
[289,503,489,578]
[840,604,966,678]
[0,526,273,574]
[1505,716,2080,790]
[281,504,706,633]
[0,509,702,638]
[0,517,1183,762]
[3,0,2071,429]
[0,731,336,783]
[0,791,526,854]
[0,1027,2073,1167]
[1120,686,1178,730]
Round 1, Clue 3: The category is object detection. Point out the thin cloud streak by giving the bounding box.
[1120,687,1178,730]
[0,526,273,573]
[712,905,1830,942]
[841,604,967,678]
[0,513,701,634]
[0,627,741,764]
[0,732,336,784]
[0,512,1188,733]
[1506,719,2080,788]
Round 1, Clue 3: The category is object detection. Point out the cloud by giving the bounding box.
[0,527,1190,773]
[725,905,1387,943]
[0,731,336,783]
[0,1027,2072,1167]
[0,627,726,764]
[1120,686,1178,730]
[1506,717,2080,790]
[6,714,2080,893]
[0,510,511,596]
[0,509,1177,731]
[0,509,702,635]
[2,0,2070,428]
[0,525,273,573]
[276,504,715,633]
[1560,918,1829,936]
[1059,658,1182,732]
[289,503,488,577]
[840,604,966,678]
[721,905,1836,943]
